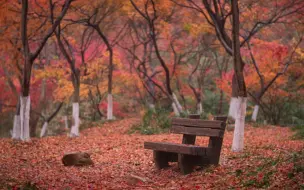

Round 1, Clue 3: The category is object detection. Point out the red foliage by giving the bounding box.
[99,100,127,118]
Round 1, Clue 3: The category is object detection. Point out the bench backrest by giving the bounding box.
[171,117,227,138]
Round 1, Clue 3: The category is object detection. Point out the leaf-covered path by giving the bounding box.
[0,118,303,189]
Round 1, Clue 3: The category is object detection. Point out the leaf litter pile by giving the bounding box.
[0,118,303,189]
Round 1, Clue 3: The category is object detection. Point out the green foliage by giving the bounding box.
[291,125,304,140]
[260,98,304,125]
[202,89,229,115]
[130,108,171,135]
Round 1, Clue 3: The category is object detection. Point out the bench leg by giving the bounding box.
[153,151,169,169]
[208,137,223,165]
[178,154,195,175]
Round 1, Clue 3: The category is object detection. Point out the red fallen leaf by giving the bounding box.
[0,118,303,189]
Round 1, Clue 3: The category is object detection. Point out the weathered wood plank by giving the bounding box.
[144,142,209,156]
[171,125,224,137]
[172,118,224,129]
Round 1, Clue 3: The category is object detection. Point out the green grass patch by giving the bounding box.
[291,125,304,140]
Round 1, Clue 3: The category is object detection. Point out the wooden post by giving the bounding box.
[208,116,227,165]
[178,154,195,175]
[153,151,169,169]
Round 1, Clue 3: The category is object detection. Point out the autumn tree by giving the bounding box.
[6,0,73,140]
[173,0,304,151]
[129,0,187,116]
[71,0,128,120]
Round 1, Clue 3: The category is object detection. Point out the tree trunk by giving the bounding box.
[171,93,183,116]
[30,79,47,137]
[70,83,80,137]
[107,47,114,120]
[228,97,238,119]
[228,74,239,119]
[12,101,21,140]
[40,102,63,137]
[92,25,114,120]
[231,0,247,152]
[64,115,69,129]
[197,102,203,115]
[19,96,31,141]
[107,93,113,120]
[217,90,223,114]
[40,122,48,138]
[232,97,247,152]
[251,105,259,122]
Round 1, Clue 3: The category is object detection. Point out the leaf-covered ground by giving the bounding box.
[0,118,303,190]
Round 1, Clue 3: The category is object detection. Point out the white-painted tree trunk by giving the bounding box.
[172,93,183,116]
[197,102,203,115]
[64,116,69,129]
[173,93,183,111]
[228,97,238,119]
[20,96,30,141]
[251,105,259,122]
[107,94,113,120]
[12,115,21,139]
[232,97,247,152]
[172,103,180,116]
[149,103,155,110]
[70,102,80,137]
[40,122,48,137]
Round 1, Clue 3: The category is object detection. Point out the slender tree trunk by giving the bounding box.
[20,57,32,141]
[251,104,259,122]
[30,79,46,137]
[217,90,223,114]
[231,0,247,152]
[91,25,114,120]
[40,102,63,137]
[147,78,155,109]
[19,95,31,141]
[88,89,104,118]
[147,43,155,109]
[12,101,21,139]
[70,79,80,137]
[197,102,203,115]
[107,48,114,120]
[228,75,239,119]
[171,93,183,116]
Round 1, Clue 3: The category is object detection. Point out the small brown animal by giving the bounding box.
[62,152,94,166]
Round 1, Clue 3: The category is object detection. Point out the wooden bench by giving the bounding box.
[144,115,227,174]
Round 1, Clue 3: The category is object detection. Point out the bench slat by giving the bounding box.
[172,118,225,129]
[144,141,209,156]
[171,125,224,137]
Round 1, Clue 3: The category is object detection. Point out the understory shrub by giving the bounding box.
[291,125,304,140]
[130,107,171,135]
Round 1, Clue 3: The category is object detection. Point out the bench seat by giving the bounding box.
[144,141,210,156]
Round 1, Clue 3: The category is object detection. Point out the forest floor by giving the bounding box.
[0,118,303,190]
